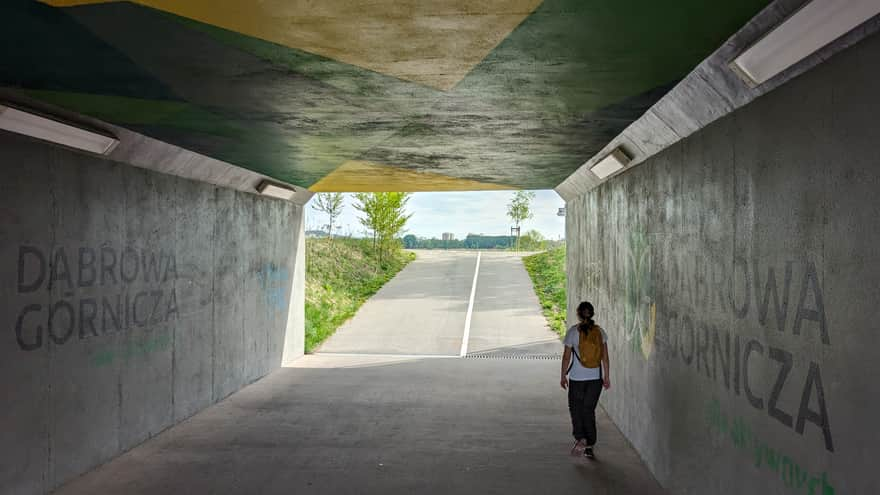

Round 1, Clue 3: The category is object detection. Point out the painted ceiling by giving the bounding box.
[2,0,769,191]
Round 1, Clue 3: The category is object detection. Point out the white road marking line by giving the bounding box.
[313,353,459,359]
[460,251,482,357]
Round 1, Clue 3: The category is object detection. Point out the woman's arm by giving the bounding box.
[602,343,611,389]
[560,346,571,389]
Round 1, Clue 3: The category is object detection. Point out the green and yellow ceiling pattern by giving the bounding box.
[2,0,769,190]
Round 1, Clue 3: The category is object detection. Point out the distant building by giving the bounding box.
[442,232,455,241]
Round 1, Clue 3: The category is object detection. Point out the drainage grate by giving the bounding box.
[465,353,561,360]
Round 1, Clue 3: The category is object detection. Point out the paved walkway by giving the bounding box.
[54,251,665,495]
[465,252,560,356]
[317,250,560,357]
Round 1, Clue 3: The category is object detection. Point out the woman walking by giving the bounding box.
[560,301,611,459]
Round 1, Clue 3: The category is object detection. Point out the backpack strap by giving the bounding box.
[567,348,580,373]
[568,325,590,372]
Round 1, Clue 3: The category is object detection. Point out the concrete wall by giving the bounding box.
[0,132,305,494]
[565,32,879,494]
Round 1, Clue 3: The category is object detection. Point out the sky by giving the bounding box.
[305,190,566,241]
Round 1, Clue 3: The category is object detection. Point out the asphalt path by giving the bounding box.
[317,250,560,357]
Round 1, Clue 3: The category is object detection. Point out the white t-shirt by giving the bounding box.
[563,324,608,381]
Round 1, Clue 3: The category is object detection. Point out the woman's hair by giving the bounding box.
[577,301,595,332]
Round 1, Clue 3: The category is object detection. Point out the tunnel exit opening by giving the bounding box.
[297,190,566,362]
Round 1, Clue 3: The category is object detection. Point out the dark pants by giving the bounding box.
[568,379,603,445]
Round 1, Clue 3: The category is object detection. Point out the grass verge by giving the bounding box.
[523,246,567,337]
[305,238,415,353]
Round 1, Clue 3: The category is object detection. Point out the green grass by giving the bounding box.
[305,238,415,353]
[523,246,567,337]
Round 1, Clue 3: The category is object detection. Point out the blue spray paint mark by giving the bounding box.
[259,263,290,315]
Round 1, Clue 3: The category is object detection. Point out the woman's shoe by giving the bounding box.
[570,440,586,456]
[584,446,596,459]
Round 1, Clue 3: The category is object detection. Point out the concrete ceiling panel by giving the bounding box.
[44,0,544,91]
[7,0,771,191]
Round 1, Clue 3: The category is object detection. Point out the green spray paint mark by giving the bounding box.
[705,398,835,494]
[92,349,115,368]
[90,333,172,368]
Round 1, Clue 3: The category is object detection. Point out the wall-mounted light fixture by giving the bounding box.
[256,180,296,200]
[0,104,118,154]
[590,147,631,179]
[731,0,880,86]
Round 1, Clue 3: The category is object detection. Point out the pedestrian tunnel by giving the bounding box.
[2,1,879,493]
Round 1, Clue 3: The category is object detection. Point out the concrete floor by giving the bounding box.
[54,357,664,495]
[53,251,665,494]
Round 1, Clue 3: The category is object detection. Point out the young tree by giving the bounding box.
[311,192,344,238]
[353,192,379,247]
[353,192,412,261]
[507,190,535,250]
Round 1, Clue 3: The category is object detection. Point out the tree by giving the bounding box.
[519,229,546,251]
[506,191,535,251]
[353,192,413,261]
[402,234,418,249]
[311,192,344,238]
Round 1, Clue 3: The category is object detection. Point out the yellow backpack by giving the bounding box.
[575,325,603,368]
